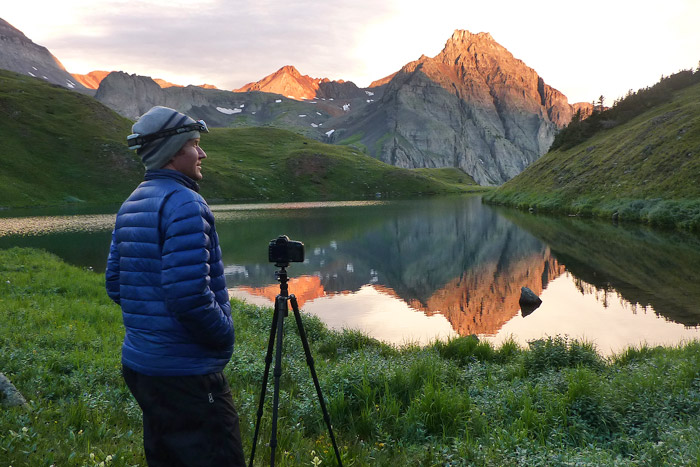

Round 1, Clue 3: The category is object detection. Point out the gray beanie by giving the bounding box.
[131,106,201,170]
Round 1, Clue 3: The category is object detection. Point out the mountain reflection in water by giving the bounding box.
[230,200,566,336]
[1,196,698,352]
[224,197,699,351]
[500,209,700,327]
[236,252,564,342]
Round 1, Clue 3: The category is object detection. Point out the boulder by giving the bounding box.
[519,286,542,316]
[0,372,28,408]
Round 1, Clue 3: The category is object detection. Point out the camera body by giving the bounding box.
[269,235,304,266]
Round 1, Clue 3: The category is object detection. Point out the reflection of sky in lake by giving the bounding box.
[484,273,700,356]
[232,285,458,346]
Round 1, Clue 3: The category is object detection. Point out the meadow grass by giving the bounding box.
[200,127,481,203]
[1,248,699,466]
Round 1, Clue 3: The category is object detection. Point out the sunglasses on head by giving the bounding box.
[127,120,209,150]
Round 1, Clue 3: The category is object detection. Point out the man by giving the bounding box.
[106,106,245,466]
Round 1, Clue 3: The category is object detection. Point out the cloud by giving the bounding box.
[31,0,397,89]
[3,0,700,101]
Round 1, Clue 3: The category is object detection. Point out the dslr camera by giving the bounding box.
[268,235,304,266]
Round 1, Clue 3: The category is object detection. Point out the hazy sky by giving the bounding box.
[3,0,699,104]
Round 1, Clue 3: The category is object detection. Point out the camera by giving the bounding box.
[268,235,304,266]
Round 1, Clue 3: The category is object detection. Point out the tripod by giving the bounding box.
[249,264,343,467]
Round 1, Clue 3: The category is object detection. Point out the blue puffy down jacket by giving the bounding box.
[106,170,234,376]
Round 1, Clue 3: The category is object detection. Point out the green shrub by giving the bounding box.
[524,336,603,374]
[433,335,495,364]
[317,328,395,360]
[565,368,619,439]
[403,381,471,437]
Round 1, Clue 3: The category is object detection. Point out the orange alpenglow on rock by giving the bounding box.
[234,65,332,100]
[423,251,565,336]
[237,249,565,337]
[71,72,219,90]
[237,275,327,308]
[71,70,111,89]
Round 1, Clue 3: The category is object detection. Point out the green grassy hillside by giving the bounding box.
[200,128,480,202]
[485,81,700,231]
[0,70,141,206]
[0,70,479,209]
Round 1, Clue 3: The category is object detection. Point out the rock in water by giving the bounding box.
[519,286,542,316]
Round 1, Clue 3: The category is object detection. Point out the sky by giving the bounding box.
[3,0,700,104]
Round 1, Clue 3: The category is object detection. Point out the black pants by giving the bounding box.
[122,365,246,467]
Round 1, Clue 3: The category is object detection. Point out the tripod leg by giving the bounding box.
[289,295,343,467]
[269,295,288,466]
[248,297,280,467]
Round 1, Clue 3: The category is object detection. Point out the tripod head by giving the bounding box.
[274,265,290,299]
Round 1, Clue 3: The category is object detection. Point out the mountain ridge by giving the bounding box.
[235,65,326,98]
[72,69,219,91]
[0,68,478,208]
[0,18,598,185]
[0,18,88,93]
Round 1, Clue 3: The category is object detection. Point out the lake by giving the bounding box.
[1,195,699,356]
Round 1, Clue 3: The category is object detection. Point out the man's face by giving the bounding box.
[168,138,206,181]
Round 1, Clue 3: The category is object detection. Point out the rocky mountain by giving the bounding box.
[72,70,111,89]
[234,65,367,100]
[93,70,372,136]
[90,29,580,185]
[0,20,593,185]
[72,70,218,91]
[328,31,575,185]
[369,73,398,88]
[0,18,89,93]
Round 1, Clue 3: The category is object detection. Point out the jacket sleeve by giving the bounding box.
[160,195,235,350]
[105,229,121,304]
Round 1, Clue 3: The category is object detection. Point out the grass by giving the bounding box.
[1,248,700,465]
[337,132,368,153]
[0,71,140,207]
[485,81,700,232]
[199,127,480,203]
[0,69,477,209]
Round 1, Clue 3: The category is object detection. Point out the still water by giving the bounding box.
[1,196,699,355]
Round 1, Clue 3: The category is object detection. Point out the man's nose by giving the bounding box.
[197,147,207,159]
